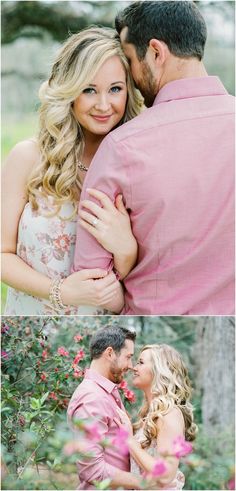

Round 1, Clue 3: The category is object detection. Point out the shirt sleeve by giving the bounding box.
[69,394,118,484]
[72,133,131,272]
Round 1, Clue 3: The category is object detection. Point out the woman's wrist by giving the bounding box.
[49,278,68,311]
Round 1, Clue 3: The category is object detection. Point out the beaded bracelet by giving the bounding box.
[49,278,67,312]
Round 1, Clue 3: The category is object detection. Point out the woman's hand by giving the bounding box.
[61,269,121,308]
[78,188,138,279]
[114,407,133,437]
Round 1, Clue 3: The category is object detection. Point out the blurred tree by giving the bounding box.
[1,1,127,44]
[194,316,235,431]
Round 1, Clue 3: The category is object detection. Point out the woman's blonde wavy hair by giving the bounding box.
[133,344,198,448]
[27,26,143,216]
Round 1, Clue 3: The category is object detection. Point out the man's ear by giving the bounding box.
[104,346,114,359]
[149,38,169,66]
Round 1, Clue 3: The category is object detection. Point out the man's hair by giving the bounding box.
[115,1,207,61]
[90,324,136,360]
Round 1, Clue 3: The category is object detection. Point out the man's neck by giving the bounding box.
[158,58,208,92]
[90,360,111,380]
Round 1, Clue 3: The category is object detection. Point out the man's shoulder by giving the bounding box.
[69,378,110,405]
[67,378,112,419]
[108,107,154,144]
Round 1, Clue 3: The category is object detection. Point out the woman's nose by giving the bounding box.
[94,94,111,112]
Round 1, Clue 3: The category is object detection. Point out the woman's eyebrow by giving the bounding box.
[110,81,126,85]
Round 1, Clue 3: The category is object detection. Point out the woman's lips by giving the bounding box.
[91,115,112,122]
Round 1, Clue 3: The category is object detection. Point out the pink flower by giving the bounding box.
[73,349,85,366]
[124,389,136,403]
[173,436,193,458]
[227,476,235,490]
[40,372,47,381]
[57,346,69,357]
[1,324,9,334]
[112,427,129,455]
[53,234,70,252]
[73,368,84,379]
[118,380,128,390]
[84,422,102,441]
[49,392,58,400]
[42,349,48,361]
[151,458,168,477]
[1,350,9,360]
[74,334,83,342]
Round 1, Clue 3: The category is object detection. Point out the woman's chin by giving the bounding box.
[132,376,141,388]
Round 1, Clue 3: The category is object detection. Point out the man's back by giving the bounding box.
[74,76,234,315]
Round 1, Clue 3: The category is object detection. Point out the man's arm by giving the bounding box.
[73,134,131,274]
[70,395,140,489]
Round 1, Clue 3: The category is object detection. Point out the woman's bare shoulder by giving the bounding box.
[157,406,185,431]
[3,139,40,177]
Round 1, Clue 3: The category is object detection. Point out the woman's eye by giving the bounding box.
[110,86,122,93]
[83,88,96,94]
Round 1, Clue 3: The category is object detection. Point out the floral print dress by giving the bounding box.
[4,198,101,315]
[131,427,185,490]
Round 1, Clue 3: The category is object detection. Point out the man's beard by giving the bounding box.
[110,360,125,384]
[136,61,157,108]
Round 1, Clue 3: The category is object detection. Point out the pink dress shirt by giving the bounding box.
[67,369,130,489]
[73,76,235,315]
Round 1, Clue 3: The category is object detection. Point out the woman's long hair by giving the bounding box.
[27,26,143,215]
[133,344,197,448]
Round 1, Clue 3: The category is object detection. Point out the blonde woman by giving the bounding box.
[116,344,197,489]
[2,27,143,315]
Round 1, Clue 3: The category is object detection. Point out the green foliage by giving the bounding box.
[182,425,235,490]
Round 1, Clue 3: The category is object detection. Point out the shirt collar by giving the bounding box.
[85,368,118,394]
[153,76,228,106]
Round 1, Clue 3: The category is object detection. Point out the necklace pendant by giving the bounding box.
[78,161,89,172]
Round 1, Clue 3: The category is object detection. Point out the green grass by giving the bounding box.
[2,114,38,160]
[2,115,38,313]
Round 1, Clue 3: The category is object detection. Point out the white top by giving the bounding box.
[4,197,102,315]
[131,426,185,490]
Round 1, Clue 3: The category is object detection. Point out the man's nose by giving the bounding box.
[127,360,134,370]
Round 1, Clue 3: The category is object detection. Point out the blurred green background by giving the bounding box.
[1,0,235,310]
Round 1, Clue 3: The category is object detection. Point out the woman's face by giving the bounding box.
[73,55,127,136]
[132,349,153,390]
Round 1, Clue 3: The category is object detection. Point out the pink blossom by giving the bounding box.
[173,436,193,458]
[227,476,235,490]
[1,350,9,360]
[118,380,128,390]
[42,349,48,361]
[1,325,9,334]
[151,458,168,477]
[40,372,47,381]
[74,334,83,342]
[57,346,69,357]
[49,392,58,400]
[84,422,102,441]
[73,368,84,379]
[124,389,136,403]
[112,427,129,455]
[73,349,85,365]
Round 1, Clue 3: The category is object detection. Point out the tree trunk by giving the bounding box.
[194,317,235,431]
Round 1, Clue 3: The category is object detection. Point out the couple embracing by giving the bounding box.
[68,324,197,490]
[3,1,234,316]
